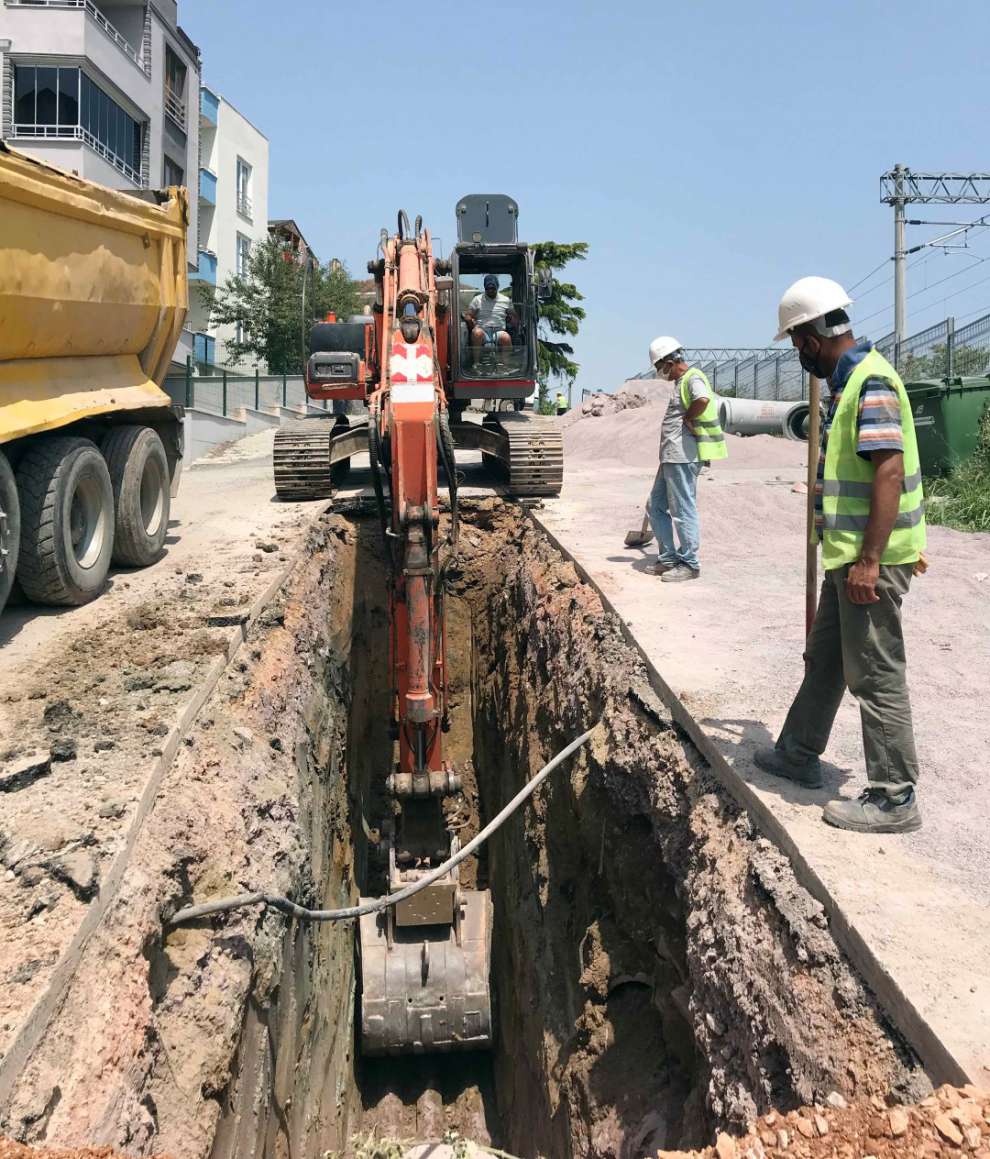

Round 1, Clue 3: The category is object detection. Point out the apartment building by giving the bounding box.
[0,0,200,257]
[186,84,269,371]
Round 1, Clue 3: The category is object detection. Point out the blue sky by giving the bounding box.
[183,0,990,389]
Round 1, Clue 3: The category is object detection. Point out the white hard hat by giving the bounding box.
[649,335,683,366]
[774,277,853,342]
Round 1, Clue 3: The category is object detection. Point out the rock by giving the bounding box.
[775,1128,789,1149]
[98,798,127,820]
[50,738,77,762]
[0,754,52,793]
[963,1126,983,1149]
[49,850,98,900]
[795,1117,815,1139]
[826,1091,848,1110]
[42,699,80,732]
[934,1113,964,1146]
[94,739,116,753]
[814,1114,829,1137]
[715,1133,737,1159]
[186,573,204,584]
[232,726,254,745]
[889,1107,909,1137]
[791,481,808,494]
[124,673,155,692]
[255,541,278,553]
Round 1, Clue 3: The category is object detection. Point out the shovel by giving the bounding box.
[624,509,654,548]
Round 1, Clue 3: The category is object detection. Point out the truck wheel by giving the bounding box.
[16,437,114,606]
[102,426,170,566]
[0,450,21,614]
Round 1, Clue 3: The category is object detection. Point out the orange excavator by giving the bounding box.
[272,199,560,1056]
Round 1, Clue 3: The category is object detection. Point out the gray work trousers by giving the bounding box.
[777,563,920,798]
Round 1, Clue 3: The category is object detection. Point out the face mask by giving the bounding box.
[798,338,827,377]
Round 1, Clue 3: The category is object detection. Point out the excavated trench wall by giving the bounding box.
[0,502,932,1159]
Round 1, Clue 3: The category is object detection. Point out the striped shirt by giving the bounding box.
[814,340,904,537]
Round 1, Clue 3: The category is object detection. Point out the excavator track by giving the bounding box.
[273,415,366,500]
[496,411,564,496]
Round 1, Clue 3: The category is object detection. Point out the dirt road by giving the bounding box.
[0,430,325,1081]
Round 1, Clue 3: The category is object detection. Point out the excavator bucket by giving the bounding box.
[359,888,494,1056]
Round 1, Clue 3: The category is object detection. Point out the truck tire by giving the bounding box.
[102,426,170,567]
[0,450,20,614]
[16,437,114,606]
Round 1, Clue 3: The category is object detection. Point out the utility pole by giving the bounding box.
[881,167,990,361]
[892,164,907,362]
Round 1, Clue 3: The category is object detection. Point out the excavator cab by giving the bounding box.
[448,195,539,400]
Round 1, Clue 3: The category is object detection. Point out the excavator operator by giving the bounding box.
[464,273,518,363]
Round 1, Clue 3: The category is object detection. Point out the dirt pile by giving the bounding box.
[657,1083,990,1158]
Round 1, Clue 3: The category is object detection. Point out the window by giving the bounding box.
[164,46,187,127]
[236,157,252,220]
[13,66,143,181]
[163,156,184,188]
[236,233,252,277]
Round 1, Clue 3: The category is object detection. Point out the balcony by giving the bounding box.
[236,193,253,222]
[164,85,185,130]
[190,249,217,286]
[5,0,149,76]
[200,86,219,128]
[199,167,217,206]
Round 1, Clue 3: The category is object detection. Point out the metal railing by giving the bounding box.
[625,311,990,401]
[165,363,336,419]
[164,86,186,129]
[12,123,144,185]
[236,193,253,221]
[6,0,147,73]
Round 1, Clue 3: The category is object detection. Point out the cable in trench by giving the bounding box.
[168,723,600,929]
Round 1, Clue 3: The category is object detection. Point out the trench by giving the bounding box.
[201,500,928,1158]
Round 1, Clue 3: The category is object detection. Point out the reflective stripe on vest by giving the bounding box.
[679,368,728,461]
[821,348,926,570]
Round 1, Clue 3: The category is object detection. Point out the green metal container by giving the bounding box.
[904,376,990,475]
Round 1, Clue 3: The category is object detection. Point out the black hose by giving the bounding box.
[167,724,598,928]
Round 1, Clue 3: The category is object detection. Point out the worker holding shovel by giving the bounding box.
[636,337,728,581]
[754,277,927,834]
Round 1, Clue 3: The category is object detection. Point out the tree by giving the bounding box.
[201,238,363,375]
[533,241,588,411]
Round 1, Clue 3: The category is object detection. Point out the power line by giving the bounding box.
[847,258,890,294]
[856,253,990,328]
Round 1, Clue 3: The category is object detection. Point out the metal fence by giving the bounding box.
[163,363,328,417]
[623,311,990,401]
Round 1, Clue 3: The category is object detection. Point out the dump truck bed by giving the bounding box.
[0,142,189,446]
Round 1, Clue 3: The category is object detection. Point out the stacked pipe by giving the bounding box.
[717,396,815,441]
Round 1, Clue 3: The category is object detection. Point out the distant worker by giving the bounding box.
[464,274,515,363]
[556,390,569,415]
[645,336,728,582]
[754,276,926,834]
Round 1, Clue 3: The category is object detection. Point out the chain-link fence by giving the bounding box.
[626,311,990,400]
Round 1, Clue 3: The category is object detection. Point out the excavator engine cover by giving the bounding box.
[359,888,494,1055]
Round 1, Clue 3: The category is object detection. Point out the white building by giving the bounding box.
[186,84,269,372]
[0,0,200,257]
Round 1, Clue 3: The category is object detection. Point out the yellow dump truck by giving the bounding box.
[0,143,188,614]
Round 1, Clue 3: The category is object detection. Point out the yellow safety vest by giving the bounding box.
[679,368,727,461]
[821,347,926,570]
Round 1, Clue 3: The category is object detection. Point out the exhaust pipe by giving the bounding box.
[718,397,814,441]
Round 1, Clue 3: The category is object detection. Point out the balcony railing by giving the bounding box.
[236,193,252,221]
[5,0,149,75]
[164,86,186,130]
[12,123,144,186]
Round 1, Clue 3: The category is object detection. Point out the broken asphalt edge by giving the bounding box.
[528,510,971,1090]
[0,500,334,1112]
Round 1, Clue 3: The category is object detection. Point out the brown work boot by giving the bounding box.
[646,560,676,576]
[753,745,824,789]
[823,788,922,834]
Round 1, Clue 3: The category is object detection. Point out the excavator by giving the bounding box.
[272,197,561,1057]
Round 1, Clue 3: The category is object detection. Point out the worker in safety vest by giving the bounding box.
[754,277,926,834]
[645,336,728,582]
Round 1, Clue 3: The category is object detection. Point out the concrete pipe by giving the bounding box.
[717,397,812,441]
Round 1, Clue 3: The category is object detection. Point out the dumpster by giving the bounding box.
[904,376,990,476]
